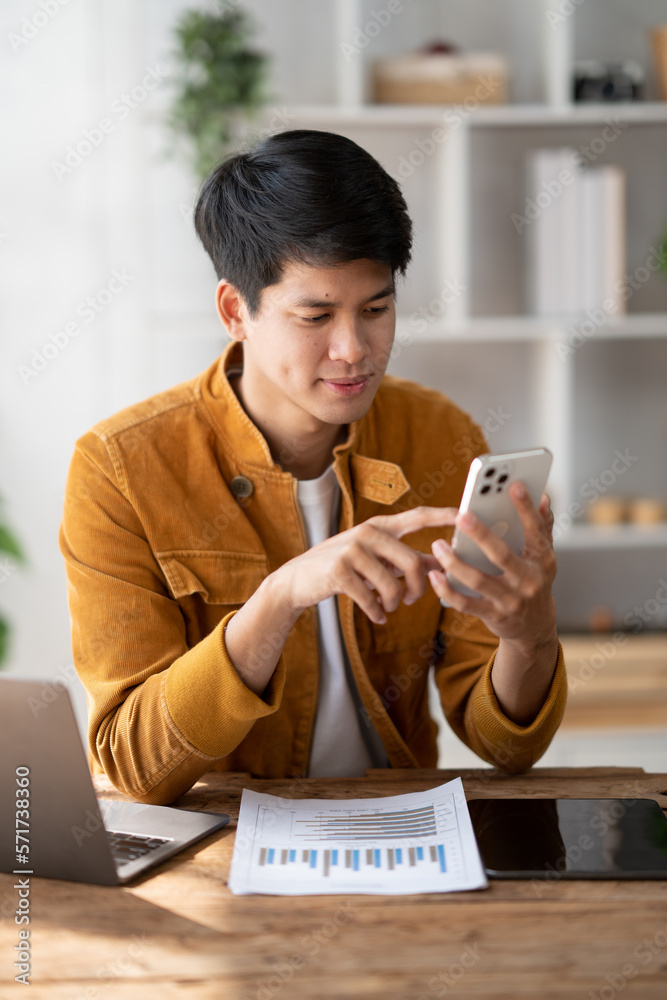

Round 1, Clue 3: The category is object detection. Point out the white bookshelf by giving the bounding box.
[248,0,667,629]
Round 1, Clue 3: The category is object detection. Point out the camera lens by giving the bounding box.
[498,474,508,483]
[480,484,491,494]
[485,468,495,478]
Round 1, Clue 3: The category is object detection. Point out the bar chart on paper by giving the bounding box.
[228,778,488,895]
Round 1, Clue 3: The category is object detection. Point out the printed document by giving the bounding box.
[228,777,488,895]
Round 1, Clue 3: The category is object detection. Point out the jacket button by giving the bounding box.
[231,475,254,499]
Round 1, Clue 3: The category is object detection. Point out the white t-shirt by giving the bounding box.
[297,463,389,777]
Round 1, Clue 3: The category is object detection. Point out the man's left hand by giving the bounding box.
[427,481,560,725]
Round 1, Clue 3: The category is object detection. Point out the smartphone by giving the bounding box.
[446,448,553,598]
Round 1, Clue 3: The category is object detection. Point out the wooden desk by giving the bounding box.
[2,766,667,999]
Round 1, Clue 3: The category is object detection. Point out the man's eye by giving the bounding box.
[302,314,328,323]
[366,305,389,315]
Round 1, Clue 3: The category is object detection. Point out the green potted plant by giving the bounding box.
[168,4,269,179]
[0,499,25,668]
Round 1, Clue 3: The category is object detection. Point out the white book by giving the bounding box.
[525,149,556,315]
[579,168,604,312]
[558,147,582,315]
[600,164,626,315]
[525,147,581,316]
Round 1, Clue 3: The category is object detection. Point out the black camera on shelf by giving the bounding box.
[574,59,644,101]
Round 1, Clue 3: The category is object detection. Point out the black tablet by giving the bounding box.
[468,798,667,879]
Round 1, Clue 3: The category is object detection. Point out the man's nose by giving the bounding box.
[327,319,368,364]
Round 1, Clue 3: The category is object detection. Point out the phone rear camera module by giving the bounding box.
[484,468,495,478]
[480,484,491,494]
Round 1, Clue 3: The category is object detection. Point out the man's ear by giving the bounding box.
[215,280,248,341]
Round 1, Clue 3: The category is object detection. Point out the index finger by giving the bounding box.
[509,482,552,555]
[372,505,459,540]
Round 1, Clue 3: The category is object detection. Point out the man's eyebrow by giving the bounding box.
[292,282,395,309]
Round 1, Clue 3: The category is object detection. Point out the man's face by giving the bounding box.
[230,258,396,430]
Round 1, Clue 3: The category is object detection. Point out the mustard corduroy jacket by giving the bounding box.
[59,340,567,804]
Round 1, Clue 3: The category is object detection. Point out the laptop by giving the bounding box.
[0,678,230,885]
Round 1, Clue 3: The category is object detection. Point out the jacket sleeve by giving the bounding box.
[434,609,567,773]
[59,434,286,805]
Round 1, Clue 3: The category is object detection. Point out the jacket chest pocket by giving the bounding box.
[155,550,269,638]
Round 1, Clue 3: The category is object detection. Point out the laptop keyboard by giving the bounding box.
[107,829,171,865]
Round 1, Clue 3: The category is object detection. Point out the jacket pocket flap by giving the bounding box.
[156,550,268,604]
[350,454,411,505]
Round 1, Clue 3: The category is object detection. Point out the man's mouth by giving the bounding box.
[320,375,372,396]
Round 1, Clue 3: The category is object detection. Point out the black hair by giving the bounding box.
[194,129,413,316]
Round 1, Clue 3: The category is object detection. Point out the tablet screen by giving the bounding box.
[467,798,667,879]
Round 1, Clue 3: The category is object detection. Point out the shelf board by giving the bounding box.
[394,312,667,343]
[278,104,453,127]
[555,523,667,551]
[282,102,667,129]
[467,102,667,127]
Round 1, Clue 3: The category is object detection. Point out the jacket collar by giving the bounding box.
[202,340,277,471]
[201,340,409,503]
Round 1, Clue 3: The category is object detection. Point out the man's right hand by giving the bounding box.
[224,505,459,695]
[275,505,460,625]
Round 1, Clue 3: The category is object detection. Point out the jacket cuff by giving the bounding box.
[465,640,567,772]
[164,610,287,757]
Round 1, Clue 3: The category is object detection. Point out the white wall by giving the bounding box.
[0,0,226,731]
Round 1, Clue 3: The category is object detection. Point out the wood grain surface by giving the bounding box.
[2,766,667,999]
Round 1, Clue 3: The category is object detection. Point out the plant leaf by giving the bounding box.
[0,525,25,561]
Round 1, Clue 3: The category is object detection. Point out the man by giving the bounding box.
[59,129,567,805]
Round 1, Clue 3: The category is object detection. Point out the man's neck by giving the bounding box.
[228,371,348,481]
